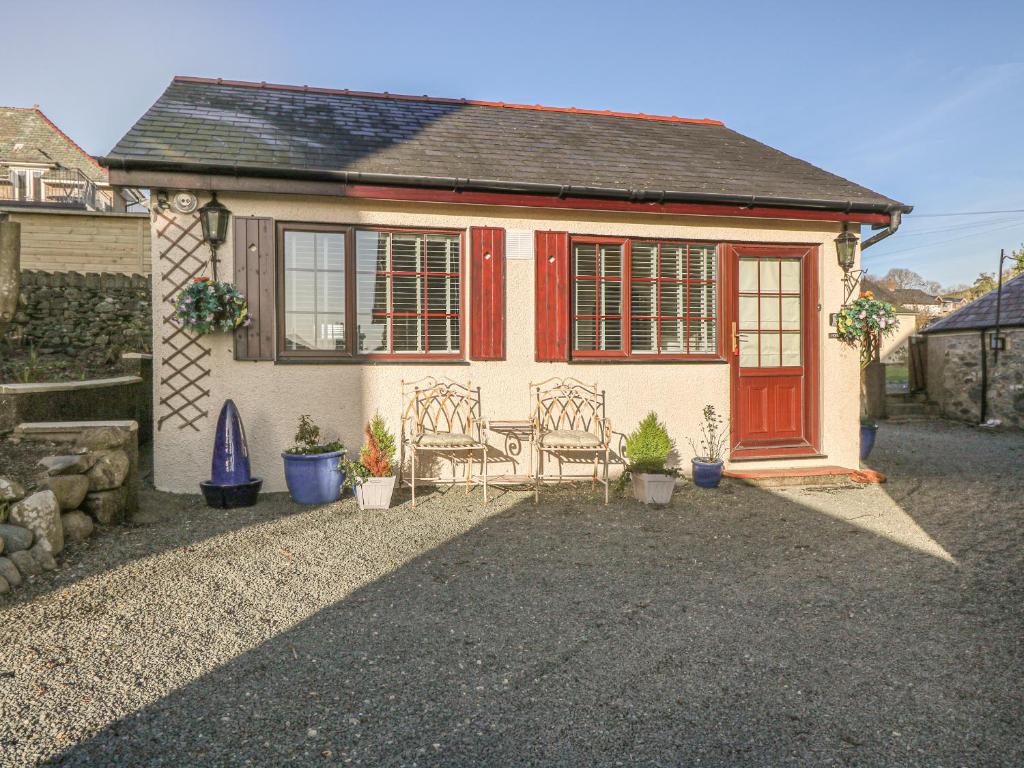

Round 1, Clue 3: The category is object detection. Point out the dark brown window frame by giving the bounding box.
[569,235,723,362]
[275,222,466,362]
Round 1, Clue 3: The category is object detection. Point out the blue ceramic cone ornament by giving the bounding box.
[211,399,251,484]
[200,399,262,508]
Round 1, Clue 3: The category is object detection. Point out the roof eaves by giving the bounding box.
[97,155,909,216]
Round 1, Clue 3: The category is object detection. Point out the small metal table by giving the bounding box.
[474,419,534,488]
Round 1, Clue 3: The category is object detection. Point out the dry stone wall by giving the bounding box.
[3,270,150,360]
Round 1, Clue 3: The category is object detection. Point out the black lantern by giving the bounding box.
[198,192,231,279]
[835,227,858,274]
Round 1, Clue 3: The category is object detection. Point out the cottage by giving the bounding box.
[922,273,1024,427]
[1,106,149,274]
[101,77,910,493]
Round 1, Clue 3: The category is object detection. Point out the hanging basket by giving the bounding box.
[835,291,899,367]
[172,277,250,335]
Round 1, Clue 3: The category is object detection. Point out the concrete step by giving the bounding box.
[724,465,859,489]
[886,391,931,405]
[886,401,941,417]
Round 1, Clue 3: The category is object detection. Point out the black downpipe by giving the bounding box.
[980,330,988,423]
[860,209,903,251]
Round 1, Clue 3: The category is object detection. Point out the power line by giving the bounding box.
[912,208,1024,218]
[869,219,1024,257]
[894,215,1024,238]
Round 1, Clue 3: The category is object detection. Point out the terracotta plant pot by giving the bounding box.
[631,472,677,505]
[355,476,397,510]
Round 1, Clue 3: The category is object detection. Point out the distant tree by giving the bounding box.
[969,272,998,299]
[1010,244,1024,278]
[883,267,941,295]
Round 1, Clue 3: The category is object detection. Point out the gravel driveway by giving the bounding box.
[1,420,1022,767]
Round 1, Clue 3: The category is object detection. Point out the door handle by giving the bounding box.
[731,322,748,356]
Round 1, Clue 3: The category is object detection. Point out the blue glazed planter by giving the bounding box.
[860,423,878,461]
[281,451,346,504]
[691,458,724,489]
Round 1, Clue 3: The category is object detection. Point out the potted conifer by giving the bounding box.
[623,412,678,505]
[342,414,398,510]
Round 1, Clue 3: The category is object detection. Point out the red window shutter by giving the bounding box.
[469,227,506,360]
[535,231,570,362]
[233,216,276,361]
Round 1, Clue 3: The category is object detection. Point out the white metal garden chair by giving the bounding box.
[399,377,488,506]
[530,377,612,504]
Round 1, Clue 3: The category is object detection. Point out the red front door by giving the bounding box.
[728,244,819,459]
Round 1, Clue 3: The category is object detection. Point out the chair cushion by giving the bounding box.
[540,429,602,448]
[415,432,478,447]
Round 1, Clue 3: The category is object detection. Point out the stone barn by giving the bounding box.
[922,273,1024,428]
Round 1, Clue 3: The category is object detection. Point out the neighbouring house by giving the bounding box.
[936,294,969,313]
[0,106,150,273]
[921,273,1024,428]
[101,76,910,493]
[860,277,918,362]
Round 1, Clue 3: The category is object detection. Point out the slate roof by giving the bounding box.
[0,107,107,183]
[923,274,1024,333]
[102,77,908,214]
[861,279,939,311]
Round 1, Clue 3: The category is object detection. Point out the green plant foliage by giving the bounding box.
[835,290,899,366]
[623,412,675,475]
[364,413,397,469]
[284,414,345,455]
[688,404,728,463]
[172,277,249,335]
[342,413,398,488]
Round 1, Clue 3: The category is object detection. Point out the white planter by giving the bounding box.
[631,472,676,505]
[354,476,397,510]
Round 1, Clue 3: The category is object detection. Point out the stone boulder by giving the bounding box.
[0,477,25,503]
[9,549,40,577]
[43,475,90,512]
[8,491,63,554]
[82,487,127,526]
[85,450,130,492]
[0,556,20,587]
[0,575,8,594]
[61,511,95,543]
[76,427,130,452]
[30,542,57,571]
[39,453,96,477]
[0,524,33,553]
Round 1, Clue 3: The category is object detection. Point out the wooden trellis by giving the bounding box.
[154,209,212,431]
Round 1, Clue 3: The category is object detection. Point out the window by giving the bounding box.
[278,225,463,360]
[283,230,347,352]
[571,238,718,359]
[737,257,802,368]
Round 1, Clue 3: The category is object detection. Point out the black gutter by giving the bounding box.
[96,156,914,216]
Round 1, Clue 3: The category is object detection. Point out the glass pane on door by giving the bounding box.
[737,257,801,368]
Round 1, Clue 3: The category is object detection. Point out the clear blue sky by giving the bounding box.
[4,0,1021,288]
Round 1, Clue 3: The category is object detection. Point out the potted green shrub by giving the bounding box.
[281,415,346,504]
[342,414,398,510]
[688,404,728,488]
[623,412,678,505]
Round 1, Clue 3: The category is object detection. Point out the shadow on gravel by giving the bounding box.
[2,485,320,606]
[48,429,1024,767]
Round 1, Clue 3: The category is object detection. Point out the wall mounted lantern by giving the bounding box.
[198,192,231,280]
[835,224,862,304]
